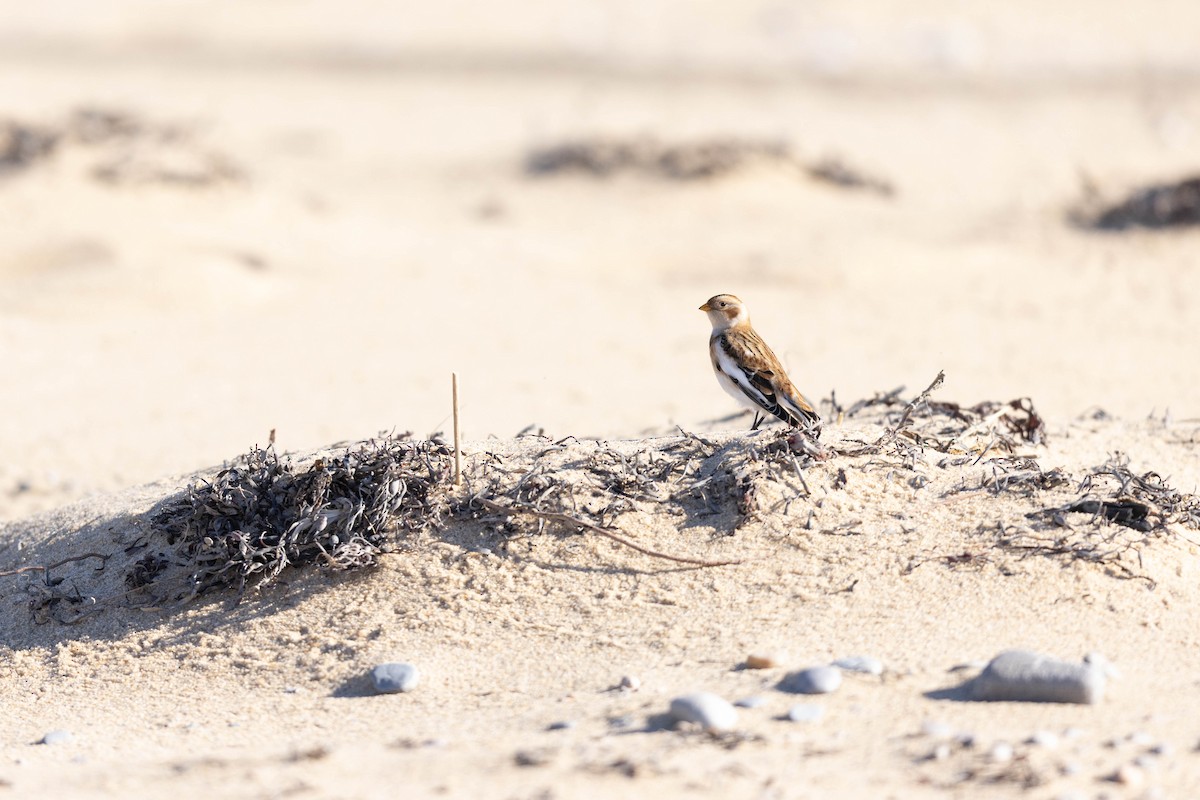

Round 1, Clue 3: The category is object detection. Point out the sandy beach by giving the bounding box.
[2,3,1200,798]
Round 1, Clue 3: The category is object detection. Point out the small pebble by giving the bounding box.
[745,653,784,669]
[989,741,1014,763]
[932,743,951,761]
[668,692,738,733]
[779,665,842,694]
[1150,742,1174,757]
[39,731,72,746]
[967,650,1104,704]
[618,675,641,691]
[735,696,768,709]
[371,662,420,694]
[1128,730,1154,747]
[920,720,954,739]
[833,655,883,675]
[1028,730,1060,749]
[786,704,824,722]
[546,720,575,732]
[607,714,636,730]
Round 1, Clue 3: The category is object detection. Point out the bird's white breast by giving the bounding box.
[711,339,766,411]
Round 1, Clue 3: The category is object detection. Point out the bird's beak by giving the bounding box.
[699,303,711,312]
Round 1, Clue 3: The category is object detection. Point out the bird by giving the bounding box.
[699,293,821,435]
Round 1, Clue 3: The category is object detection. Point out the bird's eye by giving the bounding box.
[718,302,726,308]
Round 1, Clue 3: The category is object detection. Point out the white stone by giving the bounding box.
[669,692,738,733]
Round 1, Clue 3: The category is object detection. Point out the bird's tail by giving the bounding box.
[785,395,822,438]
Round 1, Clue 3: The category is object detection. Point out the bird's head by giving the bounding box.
[699,294,748,330]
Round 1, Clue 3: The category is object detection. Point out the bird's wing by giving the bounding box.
[713,329,789,421]
[776,380,821,427]
[716,329,820,427]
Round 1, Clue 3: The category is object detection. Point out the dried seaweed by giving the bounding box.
[836,371,946,458]
[0,120,59,175]
[525,137,791,180]
[836,373,1046,463]
[585,448,678,501]
[68,107,156,145]
[3,553,111,624]
[1059,499,1151,531]
[524,136,893,193]
[464,431,790,540]
[975,465,1069,496]
[0,107,241,188]
[1074,174,1200,230]
[10,373,1198,623]
[969,454,1200,585]
[1030,453,1200,533]
[805,156,894,196]
[989,522,1156,586]
[135,436,451,606]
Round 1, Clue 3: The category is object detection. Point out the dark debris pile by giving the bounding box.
[525,136,893,194]
[0,120,58,175]
[0,106,242,187]
[1075,175,1200,230]
[1031,453,1200,534]
[526,136,791,180]
[134,437,451,605]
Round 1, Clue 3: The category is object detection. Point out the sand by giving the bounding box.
[2,2,1200,797]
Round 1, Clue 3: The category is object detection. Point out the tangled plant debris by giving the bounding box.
[0,120,58,175]
[5,374,1199,622]
[1031,453,1200,533]
[0,106,242,187]
[135,436,451,607]
[524,136,894,194]
[1071,173,1200,230]
[525,137,791,180]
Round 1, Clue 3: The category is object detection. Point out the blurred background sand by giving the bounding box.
[2,1,1198,520]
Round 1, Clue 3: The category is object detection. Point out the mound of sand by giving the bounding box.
[3,391,1198,798]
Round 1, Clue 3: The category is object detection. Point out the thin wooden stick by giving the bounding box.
[0,552,109,579]
[474,496,742,568]
[888,369,945,435]
[452,372,462,486]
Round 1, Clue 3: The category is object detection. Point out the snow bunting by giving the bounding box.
[700,294,821,435]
